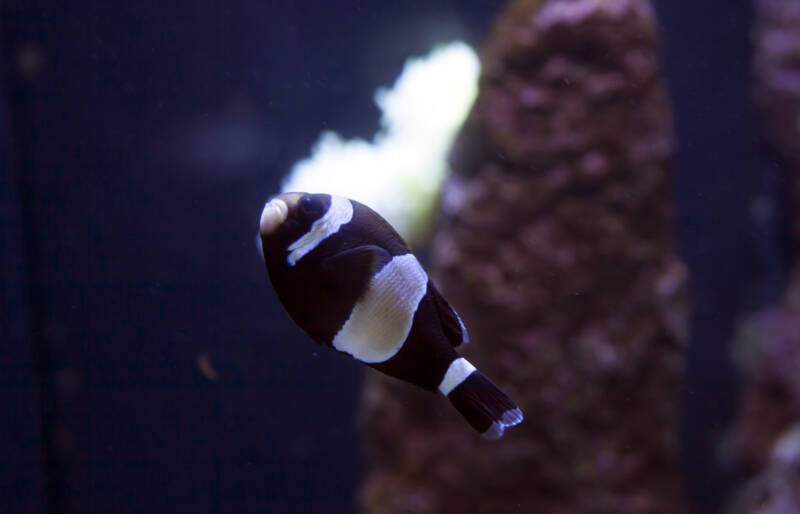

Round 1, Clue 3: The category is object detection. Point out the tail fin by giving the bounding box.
[445,367,523,440]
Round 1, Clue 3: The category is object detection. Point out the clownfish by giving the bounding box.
[259,192,523,439]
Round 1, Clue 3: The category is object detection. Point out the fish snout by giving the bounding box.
[259,193,304,235]
[260,198,289,236]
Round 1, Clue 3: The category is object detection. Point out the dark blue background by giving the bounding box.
[1,1,789,513]
[652,1,789,512]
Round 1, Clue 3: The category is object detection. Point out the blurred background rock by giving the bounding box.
[360,1,685,512]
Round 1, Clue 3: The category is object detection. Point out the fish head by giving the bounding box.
[259,192,331,258]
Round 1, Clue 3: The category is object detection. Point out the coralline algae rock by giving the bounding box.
[358,1,685,513]
[753,0,800,247]
[700,0,800,510]
[733,300,800,468]
[729,2,800,509]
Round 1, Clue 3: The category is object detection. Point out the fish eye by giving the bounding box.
[299,195,323,217]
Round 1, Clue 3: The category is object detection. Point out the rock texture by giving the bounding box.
[731,298,800,514]
[358,1,686,513]
[730,2,800,510]
[753,0,800,249]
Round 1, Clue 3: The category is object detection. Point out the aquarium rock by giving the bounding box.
[730,0,800,500]
[358,0,686,513]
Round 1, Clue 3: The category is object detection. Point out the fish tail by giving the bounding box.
[445,370,523,440]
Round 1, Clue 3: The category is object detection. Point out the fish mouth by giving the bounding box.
[259,193,303,235]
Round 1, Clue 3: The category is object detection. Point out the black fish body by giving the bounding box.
[259,192,523,439]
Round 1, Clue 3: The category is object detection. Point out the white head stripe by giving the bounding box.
[332,253,428,363]
[287,195,353,266]
[438,357,477,396]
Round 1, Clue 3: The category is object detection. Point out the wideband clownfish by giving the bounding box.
[259,192,523,439]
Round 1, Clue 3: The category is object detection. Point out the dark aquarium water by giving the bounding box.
[2,1,798,513]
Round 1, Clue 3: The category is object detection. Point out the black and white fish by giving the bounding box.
[259,192,523,439]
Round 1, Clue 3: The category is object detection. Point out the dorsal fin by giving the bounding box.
[428,282,469,347]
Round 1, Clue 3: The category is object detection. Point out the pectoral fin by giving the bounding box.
[319,245,392,301]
